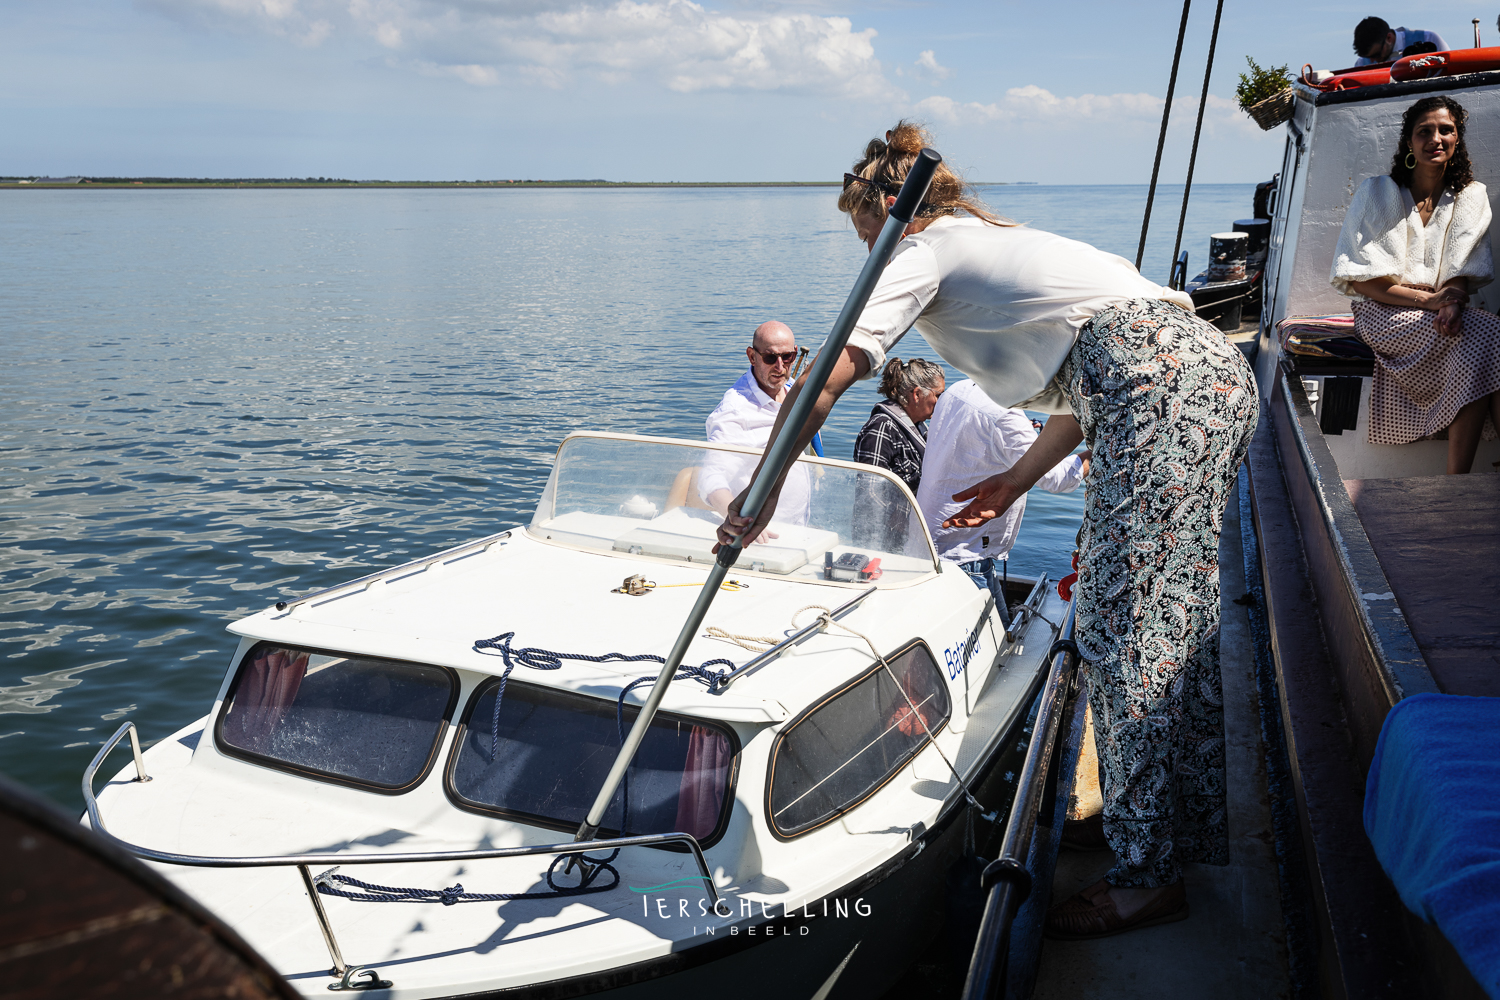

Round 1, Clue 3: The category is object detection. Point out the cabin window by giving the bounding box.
[765,641,949,839]
[446,679,738,847]
[216,643,458,792]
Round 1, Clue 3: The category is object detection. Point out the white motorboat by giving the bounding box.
[83,431,1069,998]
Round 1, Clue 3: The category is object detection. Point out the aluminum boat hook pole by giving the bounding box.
[570,149,943,848]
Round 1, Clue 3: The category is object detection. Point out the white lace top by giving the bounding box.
[1330,175,1494,298]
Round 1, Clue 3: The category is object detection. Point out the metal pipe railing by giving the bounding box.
[712,585,876,690]
[84,723,719,981]
[960,597,1080,1000]
[273,529,514,613]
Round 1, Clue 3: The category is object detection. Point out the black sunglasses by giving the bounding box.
[754,349,799,365]
[843,172,902,198]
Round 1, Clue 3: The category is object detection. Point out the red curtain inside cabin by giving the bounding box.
[886,655,943,738]
[222,646,309,751]
[673,725,732,840]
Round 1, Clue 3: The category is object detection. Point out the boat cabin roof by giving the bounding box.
[227,433,953,724]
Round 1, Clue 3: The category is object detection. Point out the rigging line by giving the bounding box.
[1171,0,1227,274]
[1136,0,1194,270]
[791,606,987,817]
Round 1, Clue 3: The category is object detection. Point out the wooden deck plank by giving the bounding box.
[1345,476,1500,698]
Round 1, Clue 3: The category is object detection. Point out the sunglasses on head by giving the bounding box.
[843,173,903,198]
[755,349,799,365]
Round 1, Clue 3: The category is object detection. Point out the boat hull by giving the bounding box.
[435,681,1037,999]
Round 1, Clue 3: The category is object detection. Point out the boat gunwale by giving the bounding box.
[1274,368,1438,698]
[1301,68,1500,108]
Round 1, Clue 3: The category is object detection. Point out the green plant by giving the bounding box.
[1236,56,1291,110]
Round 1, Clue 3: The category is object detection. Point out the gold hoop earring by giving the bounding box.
[1405,151,1417,169]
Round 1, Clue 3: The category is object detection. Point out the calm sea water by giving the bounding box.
[0,182,1254,810]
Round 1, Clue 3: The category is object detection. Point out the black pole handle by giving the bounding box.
[889,148,942,224]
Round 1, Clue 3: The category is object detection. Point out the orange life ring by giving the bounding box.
[1391,46,1500,81]
[1302,61,1393,91]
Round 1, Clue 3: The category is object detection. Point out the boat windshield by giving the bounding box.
[529,434,938,584]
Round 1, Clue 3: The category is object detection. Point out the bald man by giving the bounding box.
[700,321,810,519]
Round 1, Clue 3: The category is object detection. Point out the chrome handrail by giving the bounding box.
[711,585,877,691]
[272,529,514,613]
[1004,574,1051,644]
[960,597,1081,1000]
[84,722,720,981]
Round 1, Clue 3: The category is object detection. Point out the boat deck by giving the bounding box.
[1030,477,1291,999]
[1344,475,1500,698]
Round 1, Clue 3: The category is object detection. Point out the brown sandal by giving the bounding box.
[1044,879,1187,940]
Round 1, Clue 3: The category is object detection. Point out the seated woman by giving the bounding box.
[852,357,945,492]
[1331,94,1500,473]
[851,358,944,549]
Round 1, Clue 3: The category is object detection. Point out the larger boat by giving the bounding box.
[1241,66,1500,999]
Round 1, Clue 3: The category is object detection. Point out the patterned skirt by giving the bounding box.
[1351,295,1500,444]
[1056,298,1259,888]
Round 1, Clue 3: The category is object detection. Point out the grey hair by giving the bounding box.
[878,357,944,403]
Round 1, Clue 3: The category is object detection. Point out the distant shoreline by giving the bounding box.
[0,178,1026,190]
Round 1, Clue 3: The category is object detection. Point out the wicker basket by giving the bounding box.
[1246,87,1295,130]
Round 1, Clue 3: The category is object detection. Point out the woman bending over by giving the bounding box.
[1331,94,1500,472]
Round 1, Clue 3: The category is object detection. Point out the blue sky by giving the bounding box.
[1,1,1489,182]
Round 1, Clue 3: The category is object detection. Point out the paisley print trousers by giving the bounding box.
[1057,298,1259,888]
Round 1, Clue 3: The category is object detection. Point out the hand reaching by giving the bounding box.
[943,472,1025,529]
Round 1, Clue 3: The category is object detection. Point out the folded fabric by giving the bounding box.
[1284,335,1374,360]
[1364,693,1500,999]
[1277,313,1356,344]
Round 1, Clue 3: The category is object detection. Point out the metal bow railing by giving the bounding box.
[82,723,718,990]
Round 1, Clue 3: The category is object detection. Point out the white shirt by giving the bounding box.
[844,216,1193,415]
[911,380,1085,564]
[1330,175,1493,299]
[700,369,811,522]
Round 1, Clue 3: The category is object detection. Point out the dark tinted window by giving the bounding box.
[218,644,456,791]
[448,680,737,845]
[767,642,949,838]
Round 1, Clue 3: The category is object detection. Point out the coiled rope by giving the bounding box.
[471,631,739,840]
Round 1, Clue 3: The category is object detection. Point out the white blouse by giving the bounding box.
[1330,175,1493,299]
[843,216,1193,414]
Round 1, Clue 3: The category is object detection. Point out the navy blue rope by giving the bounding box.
[471,631,736,836]
[315,853,619,904]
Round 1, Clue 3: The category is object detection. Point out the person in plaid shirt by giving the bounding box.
[852,357,946,493]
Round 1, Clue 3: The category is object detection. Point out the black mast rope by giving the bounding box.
[1171,0,1227,275]
[1135,0,1194,271]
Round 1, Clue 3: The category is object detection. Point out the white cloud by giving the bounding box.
[913,85,1256,133]
[914,49,950,80]
[144,0,896,97]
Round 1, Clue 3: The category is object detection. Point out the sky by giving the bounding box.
[1,1,1492,183]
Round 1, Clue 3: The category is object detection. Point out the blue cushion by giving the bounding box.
[1365,692,1500,998]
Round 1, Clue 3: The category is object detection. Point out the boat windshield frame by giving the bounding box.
[527,431,942,586]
